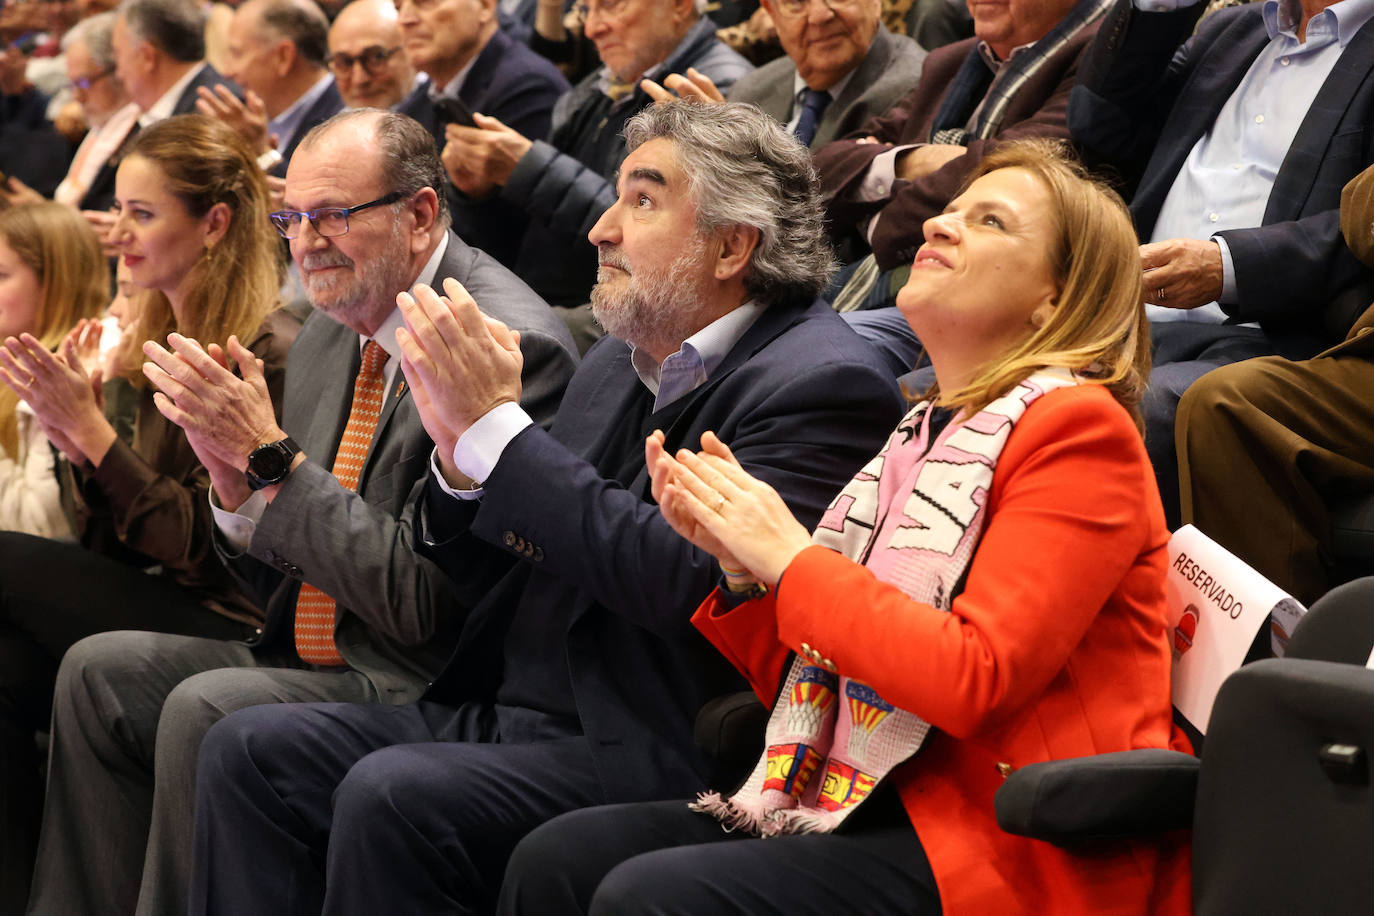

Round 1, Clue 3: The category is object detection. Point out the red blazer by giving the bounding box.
[694,385,1192,915]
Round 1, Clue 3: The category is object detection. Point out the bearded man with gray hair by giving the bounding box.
[187,99,903,916]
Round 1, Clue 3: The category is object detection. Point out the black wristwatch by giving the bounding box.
[245,437,302,490]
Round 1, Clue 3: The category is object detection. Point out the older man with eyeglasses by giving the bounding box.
[27,108,577,916]
[327,0,426,111]
[649,0,926,151]
[0,12,140,211]
[441,0,752,308]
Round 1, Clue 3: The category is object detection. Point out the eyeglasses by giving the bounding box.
[69,66,115,91]
[573,0,630,19]
[268,191,406,239]
[326,46,402,77]
[770,0,858,17]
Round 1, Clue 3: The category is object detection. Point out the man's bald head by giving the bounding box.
[328,0,414,110]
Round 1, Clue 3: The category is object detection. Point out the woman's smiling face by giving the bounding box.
[111,154,217,309]
[897,166,1061,389]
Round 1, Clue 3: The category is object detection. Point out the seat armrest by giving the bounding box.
[994,748,1199,843]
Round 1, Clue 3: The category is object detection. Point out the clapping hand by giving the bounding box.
[0,332,116,465]
[396,278,523,487]
[650,431,813,587]
[143,334,286,509]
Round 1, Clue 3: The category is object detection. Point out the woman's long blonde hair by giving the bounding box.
[924,139,1151,432]
[114,114,284,385]
[0,202,109,457]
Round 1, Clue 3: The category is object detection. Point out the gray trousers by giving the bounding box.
[27,631,380,916]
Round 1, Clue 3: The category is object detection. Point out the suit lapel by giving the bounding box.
[815,30,892,147]
[1135,15,1269,222]
[624,300,809,498]
[1265,18,1374,222]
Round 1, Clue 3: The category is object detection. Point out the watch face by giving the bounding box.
[250,445,288,480]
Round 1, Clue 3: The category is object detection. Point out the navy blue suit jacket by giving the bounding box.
[417,298,903,802]
[271,78,345,177]
[411,29,569,268]
[1070,0,1374,353]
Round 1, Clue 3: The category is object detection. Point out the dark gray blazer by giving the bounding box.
[726,26,926,149]
[220,231,578,700]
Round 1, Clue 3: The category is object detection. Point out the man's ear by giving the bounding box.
[409,187,441,252]
[670,0,697,25]
[273,38,297,78]
[713,223,759,283]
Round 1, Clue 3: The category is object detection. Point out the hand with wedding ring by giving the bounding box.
[647,430,746,575]
[1140,238,1224,309]
[649,430,813,586]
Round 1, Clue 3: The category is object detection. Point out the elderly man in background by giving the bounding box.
[443,0,752,308]
[327,0,427,111]
[187,100,900,916]
[27,109,577,916]
[69,0,237,240]
[56,13,140,209]
[113,0,235,127]
[397,0,568,266]
[198,0,342,175]
[1071,0,1374,528]
[812,0,1108,321]
[0,12,139,210]
[652,0,926,149]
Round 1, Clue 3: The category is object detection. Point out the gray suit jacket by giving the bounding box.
[726,26,926,148]
[220,232,578,701]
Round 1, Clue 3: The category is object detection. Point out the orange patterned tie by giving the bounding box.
[293,340,389,666]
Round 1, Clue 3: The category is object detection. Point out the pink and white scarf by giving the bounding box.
[694,369,1077,835]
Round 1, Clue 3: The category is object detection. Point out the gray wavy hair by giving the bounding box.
[622,100,836,306]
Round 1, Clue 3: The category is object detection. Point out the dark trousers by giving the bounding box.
[0,532,250,915]
[190,700,603,916]
[497,798,941,915]
[1145,322,1276,530]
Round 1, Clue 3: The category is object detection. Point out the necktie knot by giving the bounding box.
[360,339,388,379]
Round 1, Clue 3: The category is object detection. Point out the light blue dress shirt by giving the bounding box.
[1145,0,1374,323]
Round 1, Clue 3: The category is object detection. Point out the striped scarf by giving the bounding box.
[693,369,1078,834]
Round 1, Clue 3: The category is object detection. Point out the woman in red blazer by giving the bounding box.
[497,139,1192,916]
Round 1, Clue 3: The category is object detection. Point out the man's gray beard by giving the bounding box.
[590,242,714,354]
[299,215,411,327]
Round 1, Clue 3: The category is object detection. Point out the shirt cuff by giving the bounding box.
[856,145,915,202]
[452,401,533,485]
[210,484,268,552]
[1212,235,1237,305]
[430,448,483,501]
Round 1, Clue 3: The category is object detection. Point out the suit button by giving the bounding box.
[503,531,516,547]
[820,656,837,672]
[533,547,544,562]
[514,536,526,553]
[800,642,814,657]
[523,543,535,558]
[996,762,1013,779]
